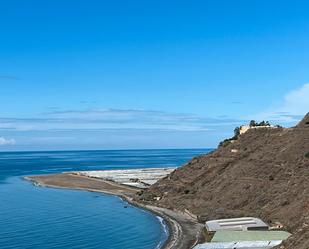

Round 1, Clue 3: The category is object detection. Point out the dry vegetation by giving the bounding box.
[139,113,309,249]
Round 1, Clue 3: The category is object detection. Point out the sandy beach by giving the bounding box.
[25,173,204,249]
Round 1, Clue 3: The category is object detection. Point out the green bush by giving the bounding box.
[218,126,241,147]
[233,127,240,138]
[219,138,233,147]
[250,120,271,127]
[250,120,258,127]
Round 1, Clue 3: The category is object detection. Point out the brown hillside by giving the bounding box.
[139,113,309,249]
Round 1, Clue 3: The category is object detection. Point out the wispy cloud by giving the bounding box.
[0,109,243,132]
[0,137,15,146]
[0,75,20,80]
[247,83,309,124]
[0,84,307,150]
[1,84,307,137]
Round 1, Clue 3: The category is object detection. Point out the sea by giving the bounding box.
[0,149,211,249]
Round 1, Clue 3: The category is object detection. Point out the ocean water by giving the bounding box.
[0,149,210,249]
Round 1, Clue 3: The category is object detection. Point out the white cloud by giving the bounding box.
[248,83,309,124]
[0,137,15,145]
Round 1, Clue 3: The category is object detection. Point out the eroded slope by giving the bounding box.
[139,114,309,249]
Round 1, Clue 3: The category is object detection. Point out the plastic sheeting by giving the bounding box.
[193,240,282,249]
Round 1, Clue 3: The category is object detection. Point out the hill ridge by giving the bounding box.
[139,113,309,249]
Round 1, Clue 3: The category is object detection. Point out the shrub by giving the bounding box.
[219,138,233,147]
[233,127,240,138]
[184,189,190,194]
[218,126,241,147]
[305,152,309,158]
[249,120,271,127]
[250,120,258,127]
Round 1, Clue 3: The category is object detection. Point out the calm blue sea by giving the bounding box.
[0,149,210,249]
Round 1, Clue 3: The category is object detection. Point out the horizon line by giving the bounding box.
[0,147,214,154]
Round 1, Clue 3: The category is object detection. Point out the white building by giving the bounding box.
[205,217,269,232]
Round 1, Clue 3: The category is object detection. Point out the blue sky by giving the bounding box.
[0,0,309,151]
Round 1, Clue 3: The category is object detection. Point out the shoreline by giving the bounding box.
[24,173,204,249]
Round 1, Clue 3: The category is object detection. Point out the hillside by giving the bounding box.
[139,113,309,249]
